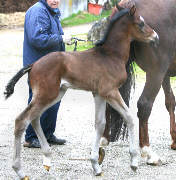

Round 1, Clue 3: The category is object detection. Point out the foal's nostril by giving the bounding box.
[155,35,159,46]
[150,31,159,47]
[150,37,159,48]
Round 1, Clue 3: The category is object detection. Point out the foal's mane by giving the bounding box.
[95,8,130,46]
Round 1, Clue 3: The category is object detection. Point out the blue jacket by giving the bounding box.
[23,0,65,66]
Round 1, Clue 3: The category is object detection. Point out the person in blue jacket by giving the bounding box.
[23,0,66,148]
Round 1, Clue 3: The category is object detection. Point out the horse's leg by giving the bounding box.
[30,86,68,171]
[12,103,45,179]
[35,85,67,164]
[12,86,67,179]
[138,73,163,165]
[101,72,133,147]
[100,104,110,146]
[31,117,52,170]
[91,94,106,176]
[105,89,139,170]
[162,75,176,150]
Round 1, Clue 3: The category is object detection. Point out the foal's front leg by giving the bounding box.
[105,89,139,170]
[91,94,106,176]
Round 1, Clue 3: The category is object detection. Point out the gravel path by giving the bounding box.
[0,27,176,180]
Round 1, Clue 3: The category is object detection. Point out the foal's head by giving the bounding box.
[96,3,159,47]
[114,4,159,44]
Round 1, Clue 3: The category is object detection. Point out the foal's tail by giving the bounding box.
[4,64,33,99]
[106,42,136,141]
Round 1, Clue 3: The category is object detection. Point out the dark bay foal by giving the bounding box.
[4,6,158,179]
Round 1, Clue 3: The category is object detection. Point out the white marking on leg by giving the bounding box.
[141,146,162,165]
[31,118,52,168]
[100,137,109,147]
[123,109,139,170]
[106,90,139,170]
[43,155,51,167]
[91,94,106,175]
[12,153,26,179]
[12,111,31,179]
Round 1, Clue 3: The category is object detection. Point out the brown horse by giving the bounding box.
[104,0,176,166]
[4,6,158,179]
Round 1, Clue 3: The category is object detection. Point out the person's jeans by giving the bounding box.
[25,85,60,142]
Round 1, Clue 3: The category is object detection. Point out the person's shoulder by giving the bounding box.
[26,2,48,16]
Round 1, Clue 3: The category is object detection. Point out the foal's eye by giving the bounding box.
[138,21,145,29]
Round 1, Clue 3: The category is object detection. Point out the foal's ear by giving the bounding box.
[116,3,124,11]
[129,5,136,16]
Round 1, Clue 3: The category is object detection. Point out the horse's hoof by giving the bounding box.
[91,158,102,176]
[147,158,162,166]
[171,142,176,150]
[130,165,137,172]
[21,176,29,180]
[98,147,105,165]
[95,171,102,176]
[44,165,50,171]
[94,166,102,176]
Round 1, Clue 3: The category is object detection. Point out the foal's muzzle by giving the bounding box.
[149,31,159,47]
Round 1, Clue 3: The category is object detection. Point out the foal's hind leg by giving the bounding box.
[104,89,139,170]
[162,75,176,150]
[91,94,106,176]
[12,103,45,179]
[12,87,68,179]
[31,117,52,171]
[30,86,68,171]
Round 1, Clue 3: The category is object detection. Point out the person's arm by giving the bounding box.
[26,8,63,50]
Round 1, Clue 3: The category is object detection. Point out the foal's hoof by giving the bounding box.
[98,147,105,165]
[91,158,102,176]
[21,176,29,180]
[171,142,176,150]
[44,165,50,171]
[147,158,162,166]
[130,165,137,172]
[95,171,102,176]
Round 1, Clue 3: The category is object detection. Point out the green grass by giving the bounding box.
[66,34,94,51]
[61,10,111,27]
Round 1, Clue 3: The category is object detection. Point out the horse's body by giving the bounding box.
[105,0,176,165]
[4,7,158,179]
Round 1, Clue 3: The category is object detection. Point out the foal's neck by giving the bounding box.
[103,28,131,64]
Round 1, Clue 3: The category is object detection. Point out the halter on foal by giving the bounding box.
[4,6,158,179]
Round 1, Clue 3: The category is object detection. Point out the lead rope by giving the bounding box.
[66,37,93,51]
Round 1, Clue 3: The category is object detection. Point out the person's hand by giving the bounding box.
[62,34,72,44]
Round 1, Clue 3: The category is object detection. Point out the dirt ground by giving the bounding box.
[0,28,176,180]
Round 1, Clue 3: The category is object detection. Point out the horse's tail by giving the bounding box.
[4,64,33,99]
[106,42,136,141]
